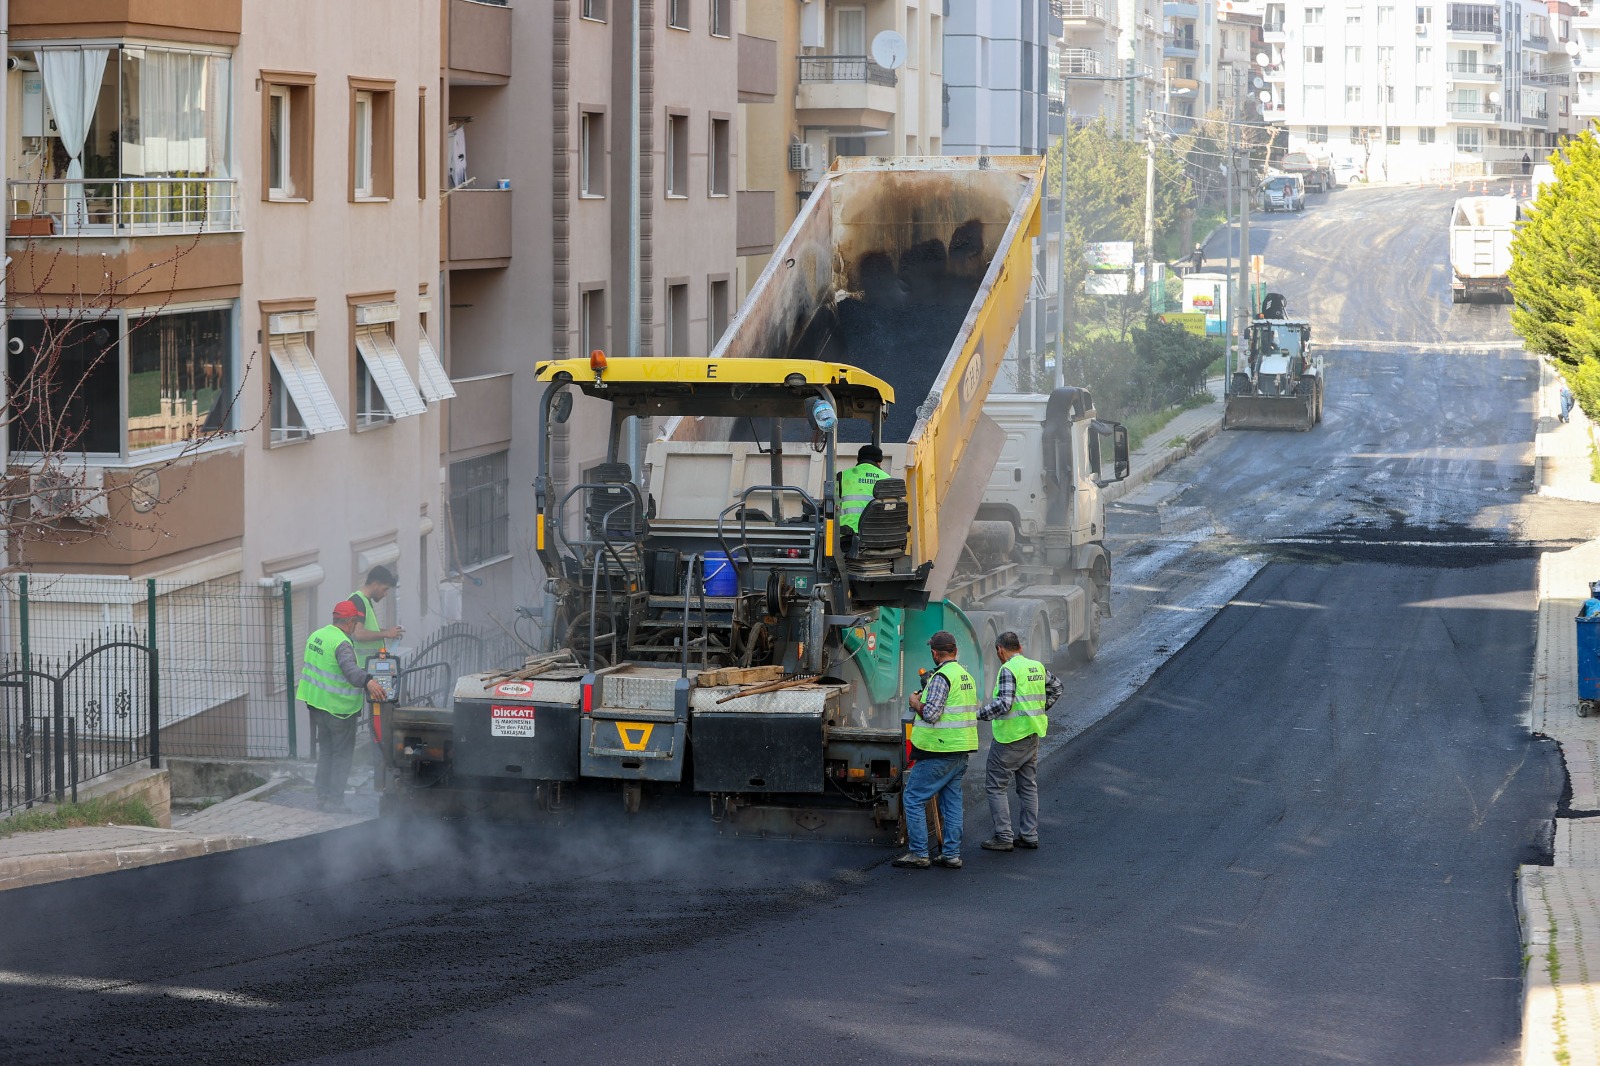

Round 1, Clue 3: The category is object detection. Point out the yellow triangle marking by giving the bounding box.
[616,722,654,751]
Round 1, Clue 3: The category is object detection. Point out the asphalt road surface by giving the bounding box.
[0,182,1581,1065]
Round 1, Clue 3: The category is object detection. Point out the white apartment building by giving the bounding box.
[1265,0,1570,184]
[945,1,1056,155]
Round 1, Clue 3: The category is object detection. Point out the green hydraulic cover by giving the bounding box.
[900,600,986,699]
[842,607,906,706]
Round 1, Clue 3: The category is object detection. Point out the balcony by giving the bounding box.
[1164,2,1199,18]
[1445,3,1501,38]
[1446,100,1502,118]
[1526,34,1550,51]
[444,188,512,268]
[736,190,776,257]
[1168,76,1199,92]
[1527,71,1571,86]
[16,445,245,573]
[795,56,897,132]
[446,373,513,455]
[1165,35,1199,58]
[10,0,240,44]
[1445,62,1502,80]
[449,0,512,86]
[1058,0,1109,24]
[7,178,243,303]
[738,33,778,103]
[1061,48,1108,76]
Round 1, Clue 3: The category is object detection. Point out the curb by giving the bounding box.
[0,829,259,892]
[1103,412,1224,506]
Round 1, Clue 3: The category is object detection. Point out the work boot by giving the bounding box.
[932,855,963,869]
[981,836,1014,852]
[1014,837,1039,850]
[891,852,931,869]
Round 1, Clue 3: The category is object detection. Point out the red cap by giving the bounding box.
[332,600,363,620]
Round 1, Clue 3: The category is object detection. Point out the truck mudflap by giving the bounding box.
[1224,394,1316,431]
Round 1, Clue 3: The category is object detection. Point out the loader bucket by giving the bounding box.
[1223,394,1315,431]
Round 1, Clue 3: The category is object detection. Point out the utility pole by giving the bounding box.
[1144,110,1157,312]
[1235,145,1254,365]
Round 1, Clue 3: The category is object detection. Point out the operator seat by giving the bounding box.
[847,478,911,575]
[586,462,649,541]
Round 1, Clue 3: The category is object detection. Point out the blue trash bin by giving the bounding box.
[1578,613,1600,716]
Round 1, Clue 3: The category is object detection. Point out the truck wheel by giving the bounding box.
[1069,602,1102,665]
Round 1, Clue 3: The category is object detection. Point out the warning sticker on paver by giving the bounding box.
[491,705,536,737]
[494,681,534,697]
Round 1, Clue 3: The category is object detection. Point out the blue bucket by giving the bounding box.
[701,552,738,596]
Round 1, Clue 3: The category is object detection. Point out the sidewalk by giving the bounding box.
[0,392,1229,893]
[1522,359,1600,1065]
[0,765,378,892]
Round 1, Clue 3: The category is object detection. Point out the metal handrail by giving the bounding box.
[714,485,822,591]
[797,55,897,86]
[7,177,241,236]
[678,553,712,678]
[1060,48,1106,75]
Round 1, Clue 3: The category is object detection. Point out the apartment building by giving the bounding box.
[1217,1,1266,123]
[440,1,740,627]
[1264,0,1571,183]
[944,1,1057,155]
[737,0,946,293]
[5,3,443,634]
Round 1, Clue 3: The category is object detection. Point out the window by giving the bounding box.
[1350,126,1365,140]
[1305,46,1325,63]
[1379,6,1395,25]
[1307,125,1329,142]
[449,451,510,571]
[1378,46,1394,67]
[1418,126,1436,143]
[708,278,730,350]
[1346,12,1361,25]
[268,86,292,197]
[1306,5,1324,22]
[666,282,690,357]
[580,286,606,358]
[666,111,689,197]
[1456,126,1481,152]
[1346,46,1362,64]
[709,116,730,196]
[668,0,689,30]
[349,80,395,200]
[266,309,345,444]
[1346,86,1362,103]
[352,305,426,429]
[581,110,606,197]
[836,6,867,54]
[1417,5,1433,23]
[1417,45,1432,64]
[1381,85,1394,103]
[581,0,607,19]
[1386,126,1400,144]
[9,307,238,457]
[1416,85,1433,105]
[1304,84,1325,110]
[712,0,731,37]
[417,88,428,200]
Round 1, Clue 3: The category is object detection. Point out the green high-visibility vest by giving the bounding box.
[838,463,888,532]
[348,589,382,666]
[990,654,1049,744]
[910,660,980,753]
[296,624,365,717]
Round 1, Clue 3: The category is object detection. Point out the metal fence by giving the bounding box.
[0,575,528,814]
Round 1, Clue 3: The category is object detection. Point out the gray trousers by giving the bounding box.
[310,706,361,804]
[985,733,1040,842]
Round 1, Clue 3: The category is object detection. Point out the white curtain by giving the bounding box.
[135,50,209,176]
[36,48,110,227]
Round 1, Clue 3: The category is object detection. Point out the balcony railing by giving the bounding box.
[1446,100,1502,116]
[1527,71,1571,85]
[1523,108,1551,121]
[7,178,241,237]
[797,55,897,86]
[1060,48,1107,75]
[1264,18,1285,32]
[1526,33,1550,48]
[1058,0,1107,20]
[1049,97,1065,115]
[1445,61,1501,74]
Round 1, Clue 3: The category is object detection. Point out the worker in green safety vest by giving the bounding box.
[978,630,1062,852]
[892,630,979,871]
[347,564,404,667]
[297,599,387,812]
[836,444,888,535]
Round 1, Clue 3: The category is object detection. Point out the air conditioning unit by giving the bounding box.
[1582,71,1594,83]
[1415,23,1427,34]
[788,142,813,171]
[30,468,108,521]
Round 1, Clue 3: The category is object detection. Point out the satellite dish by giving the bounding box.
[1488,89,1502,104]
[1258,89,1272,102]
[871,30,908,70]
[1255,52,1271,66]
[1252,75,1265,89]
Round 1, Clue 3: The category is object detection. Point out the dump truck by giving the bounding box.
[1224,292,1322,431]
[378,157,1128,842]
[1278,151,1333,193]
[1449,195,1519,303]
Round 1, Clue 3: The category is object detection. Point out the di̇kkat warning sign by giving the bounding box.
[491,705,537,738]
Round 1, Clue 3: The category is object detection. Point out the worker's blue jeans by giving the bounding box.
[904,753,968,859]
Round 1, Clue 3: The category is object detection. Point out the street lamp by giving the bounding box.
[1053,62,1153,387]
